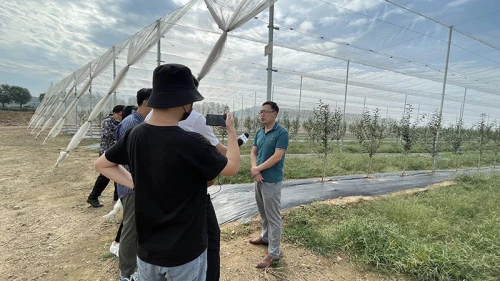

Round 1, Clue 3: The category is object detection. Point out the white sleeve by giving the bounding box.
[144,109,153,122]
[194,115,219,146]
[181,112,220,146]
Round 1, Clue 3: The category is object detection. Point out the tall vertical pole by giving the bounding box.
[266,4,275,101]
[432,26,453,172]
[298,76,303,121]
[402,93,408,117]
[63,90,67,129]
[157,19,162,67]
[112,46,117,106]
[459,88,466,126]
[254,91,257,117]
[340,60,350,151]
[74,83,78,131]
[89,72,93,138]
[457,89,466,171]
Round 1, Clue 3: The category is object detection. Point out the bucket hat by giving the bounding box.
[147,64,204,108]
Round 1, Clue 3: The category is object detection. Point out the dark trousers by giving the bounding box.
[206,195,220,281]
[114,221,123,243]
[88,173,118,201]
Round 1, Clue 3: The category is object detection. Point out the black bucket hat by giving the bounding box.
[147,64,204,108]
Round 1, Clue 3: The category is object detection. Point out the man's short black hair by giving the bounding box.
[122,105,138,119]
[137,88,152,106]
[262,101,279,113]
[112,105,125,113]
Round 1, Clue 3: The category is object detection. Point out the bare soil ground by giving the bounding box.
[1,111,413,281]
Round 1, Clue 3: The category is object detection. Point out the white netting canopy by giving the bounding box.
[27,0,500,165]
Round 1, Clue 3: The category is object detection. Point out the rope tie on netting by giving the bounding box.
[36,64,92,139]
[197,0,278,81]
[54,1,195,167]
[29,76,74,134]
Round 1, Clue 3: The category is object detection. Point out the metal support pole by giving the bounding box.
[432,26,453,172]
[402,93,408,117]
[89,73,92,138]
[340,60,350,151]
[266,4,275,101]
[298,76,303,121]
[254,91,257,117]
[74,84,78,131]
[156,19,162,67]
[459,88,466,126]
[112,46,117,106]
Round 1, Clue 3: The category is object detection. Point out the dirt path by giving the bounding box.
[0,120,409,280]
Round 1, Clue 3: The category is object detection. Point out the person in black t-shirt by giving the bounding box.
[95,63,240,281]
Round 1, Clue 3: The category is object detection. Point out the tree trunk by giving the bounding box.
[431,139,438,173]
[478,150,482,170]
[401,152,408,176]
[367,156,373,178]
[321,152,327,182]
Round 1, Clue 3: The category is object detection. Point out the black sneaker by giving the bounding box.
[86,198,103,208]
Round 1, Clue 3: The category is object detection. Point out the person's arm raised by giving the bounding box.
[220,113,240,176]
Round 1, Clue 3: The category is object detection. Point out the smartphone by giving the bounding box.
[206,114,226,127]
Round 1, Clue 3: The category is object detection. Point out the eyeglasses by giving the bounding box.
[259,110,276,115]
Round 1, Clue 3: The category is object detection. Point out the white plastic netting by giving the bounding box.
[26,0,500,166]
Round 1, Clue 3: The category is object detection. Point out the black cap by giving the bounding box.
[147,64,204,108]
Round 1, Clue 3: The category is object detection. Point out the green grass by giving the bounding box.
[216,149,499,184]
[283,172,500,281]
[214,136,500,185]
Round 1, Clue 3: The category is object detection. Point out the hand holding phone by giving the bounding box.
[206,114,226,127]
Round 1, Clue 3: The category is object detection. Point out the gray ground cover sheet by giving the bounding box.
[209,168,499,225]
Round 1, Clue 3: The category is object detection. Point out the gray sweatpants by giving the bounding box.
[255,181,282,259]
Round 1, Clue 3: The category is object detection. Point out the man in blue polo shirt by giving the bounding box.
[249,101,289,268]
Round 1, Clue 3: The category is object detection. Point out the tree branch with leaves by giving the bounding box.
[351,107,385,178]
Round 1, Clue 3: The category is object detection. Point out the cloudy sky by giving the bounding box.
[1,0,499,125]
[0,0,186,95]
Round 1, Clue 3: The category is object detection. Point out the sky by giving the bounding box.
[1,0,499,125]
[0,0,184,96]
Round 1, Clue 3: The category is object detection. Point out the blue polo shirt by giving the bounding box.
[254,122,289,183]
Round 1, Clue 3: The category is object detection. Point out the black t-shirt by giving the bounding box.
[105,123,228,267]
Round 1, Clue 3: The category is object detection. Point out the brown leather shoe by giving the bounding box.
[256,253,279,268]
[249,237,269,246]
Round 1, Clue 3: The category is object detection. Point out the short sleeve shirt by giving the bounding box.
[253,122,289,183]
[105,123,227,267]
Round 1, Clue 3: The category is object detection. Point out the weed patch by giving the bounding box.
[283,172,500,280]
